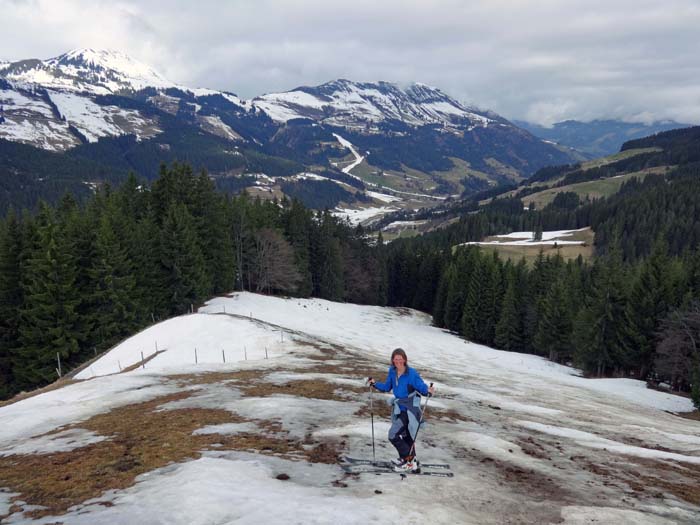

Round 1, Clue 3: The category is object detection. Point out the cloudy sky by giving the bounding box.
[2,0,699,125]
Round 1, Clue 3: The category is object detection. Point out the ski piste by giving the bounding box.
[341,465,454,478]
[341,456,450,470]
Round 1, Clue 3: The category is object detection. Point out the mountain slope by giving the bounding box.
[2,48,176,95]
[515,119,693,158]
[0,49,579,217]
[0,293,697,523]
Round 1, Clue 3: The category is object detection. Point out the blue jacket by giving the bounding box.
[374,366,429,411]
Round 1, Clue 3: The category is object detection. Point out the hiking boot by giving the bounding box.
[393,457,420,473]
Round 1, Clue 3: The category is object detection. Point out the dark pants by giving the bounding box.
[388,411,415,458]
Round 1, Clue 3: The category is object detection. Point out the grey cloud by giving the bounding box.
[1,0,699,124]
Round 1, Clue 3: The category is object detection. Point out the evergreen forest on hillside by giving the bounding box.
[1,128,700,409]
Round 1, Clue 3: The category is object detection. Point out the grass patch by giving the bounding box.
[0,392,245,518]
[479,243,593,266]
[580,148,663,171]
[238,379,365,400]
[676,410,700,422]
[0,385,346,519]
[522,166,669,209]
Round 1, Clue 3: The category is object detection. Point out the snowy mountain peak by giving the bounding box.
[0,48,175,95]
[253,78,496,130]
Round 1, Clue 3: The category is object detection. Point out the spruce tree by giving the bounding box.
[573,247,634,376]
[0,211,23,397]
[627,238,675,377]
[16,204,83,388]
[533,275,573,362]
[495,269,524,352]
[160,203,208,315]
[88,214,138,350]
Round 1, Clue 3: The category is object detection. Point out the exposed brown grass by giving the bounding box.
[622,457,700,505]
[168,369,266,387]
[676,410,700,422]
[120,350,167,373]
[0,389,345,519]
[0,392,241,517]
[238,379,367,400]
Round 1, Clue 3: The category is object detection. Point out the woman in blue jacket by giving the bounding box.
[369,348,435,472]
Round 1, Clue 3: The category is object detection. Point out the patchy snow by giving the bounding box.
[366,190,402,203]
[1,292,699,524]
[198,114,242,141]
[253,80,494,132]
[333,205,399,226]
[517,421,700,464]
[0,428,107,457]
[495,228,588,241]
[382,220,427,231]
[461,227,589,247]
[5,48,176,95]
[332,133,365,175]
[50,91,160,142]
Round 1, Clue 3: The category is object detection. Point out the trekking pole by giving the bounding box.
[408,383,434,459]
[367,377,376,464]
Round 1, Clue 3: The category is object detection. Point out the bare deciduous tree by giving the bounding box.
[655,302,700,397]
[251,228,301,294]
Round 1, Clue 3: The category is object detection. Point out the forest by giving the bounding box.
[1,135,700,408]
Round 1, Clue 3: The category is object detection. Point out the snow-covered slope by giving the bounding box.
[2,48,175,95]
[1,293,698,524]
[253,79,497,130]
[0,84,79,151]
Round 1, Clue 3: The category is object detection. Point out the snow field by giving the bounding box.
[1,292,699,523]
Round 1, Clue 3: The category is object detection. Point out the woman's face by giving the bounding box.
[393,354,406,369]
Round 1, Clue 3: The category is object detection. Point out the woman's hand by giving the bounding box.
[428,384,436,396]
[367,377,376,386]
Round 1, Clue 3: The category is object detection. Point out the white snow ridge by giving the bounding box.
[0,292,698,524]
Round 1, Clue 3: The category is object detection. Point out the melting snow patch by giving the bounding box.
[0,428,107,457]
[517,421,700,464]
[33,455,428,524]
[192,422,258,436]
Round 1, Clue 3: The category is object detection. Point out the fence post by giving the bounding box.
[195,348,198,364]
[244,346,247,361]
[118,360,122,372]
[265,347,268,359]
[141,351,145,369]
[56,353,62,377]
[222,349,226,363]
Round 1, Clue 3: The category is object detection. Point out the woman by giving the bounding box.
[369,348,435,472]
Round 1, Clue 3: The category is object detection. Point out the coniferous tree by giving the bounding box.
[627,238,676,377]
[431,261,453,328]
[88,214,139,350]
[533,275,573,362]
[0,211,23,397]
[445,247,477,333]
[313,211,344,301]
[16,204,83,387]
[282,198,313,296]
[573,246,634,376]
[160,203,208,315]
[495,265,526,352]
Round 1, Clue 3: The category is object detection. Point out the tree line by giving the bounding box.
[2,157,699,409]
[0,163,385,399]
[383,165,700,408]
